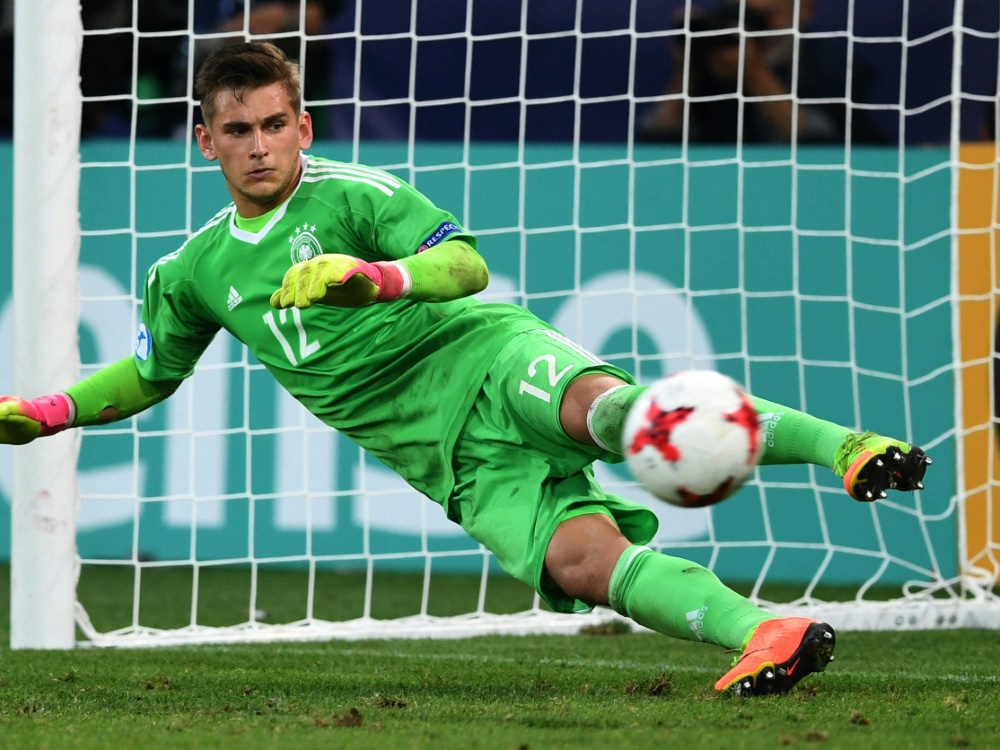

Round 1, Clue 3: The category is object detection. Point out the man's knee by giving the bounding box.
[544,514,631,605]
[559,373,630,445]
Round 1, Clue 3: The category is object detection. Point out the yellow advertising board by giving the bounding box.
[959,142,1000,582]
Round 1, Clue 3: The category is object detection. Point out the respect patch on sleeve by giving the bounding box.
[417,221,461,252]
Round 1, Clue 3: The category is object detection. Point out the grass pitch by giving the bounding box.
[0,566,998,749]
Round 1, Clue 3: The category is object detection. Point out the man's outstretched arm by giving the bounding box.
[270,239,490,309]
[0,356,181,445]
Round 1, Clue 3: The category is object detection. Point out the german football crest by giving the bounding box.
[288,222,324,264]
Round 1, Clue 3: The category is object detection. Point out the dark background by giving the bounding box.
[0,0,996,144]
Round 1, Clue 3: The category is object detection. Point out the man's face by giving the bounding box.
[195,82,313,218]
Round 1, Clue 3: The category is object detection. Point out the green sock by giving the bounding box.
[750,396,853,469]
[588,384,645,454]
[607,546,773,649]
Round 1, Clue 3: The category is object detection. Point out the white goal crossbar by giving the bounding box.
[8,0,1000,649]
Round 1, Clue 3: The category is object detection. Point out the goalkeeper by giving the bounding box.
[0,42,930,697]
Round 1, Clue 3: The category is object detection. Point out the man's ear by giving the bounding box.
[298,111,314,150]
[195,123,218,161]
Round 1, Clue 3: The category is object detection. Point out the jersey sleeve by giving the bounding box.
[134,251,221,382]
[370,179,477,260]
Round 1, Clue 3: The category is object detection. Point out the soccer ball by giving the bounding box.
[622,370,761,508]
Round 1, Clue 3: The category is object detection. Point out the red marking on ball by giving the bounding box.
[724,391,760,464]
[628,403,694,463]
[677,477,736,508]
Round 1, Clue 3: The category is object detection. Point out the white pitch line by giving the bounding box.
[264,645,1000,685]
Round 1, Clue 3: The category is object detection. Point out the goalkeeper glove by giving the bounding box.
[269,254,410,309]
[0,394,75,445]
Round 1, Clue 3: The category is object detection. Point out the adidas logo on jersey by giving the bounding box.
[227,286,243,311]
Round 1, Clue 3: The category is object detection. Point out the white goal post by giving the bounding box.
[10,0,82,649]
[6,0,1000,649]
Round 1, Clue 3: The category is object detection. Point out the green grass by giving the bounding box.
[1,565,999,749]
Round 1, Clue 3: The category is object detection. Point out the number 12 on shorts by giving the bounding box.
[518,330,603,403]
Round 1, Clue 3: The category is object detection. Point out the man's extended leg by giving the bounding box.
[575,379,931,502]
[544,514,836,696]
[750,396,931,502]
[544,515,772,646]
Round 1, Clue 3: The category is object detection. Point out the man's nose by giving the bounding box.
[250,129,267,156]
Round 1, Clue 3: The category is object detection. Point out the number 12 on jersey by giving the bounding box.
[263,308,320,366]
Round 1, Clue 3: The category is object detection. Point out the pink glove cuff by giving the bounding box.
[373,261,412,302]
[30,394,74,437]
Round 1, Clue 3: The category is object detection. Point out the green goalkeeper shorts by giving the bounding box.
[448,327,659,614]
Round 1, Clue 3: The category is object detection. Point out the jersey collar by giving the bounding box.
[228,154,309,245]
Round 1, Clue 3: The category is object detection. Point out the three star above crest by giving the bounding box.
[289,223,318,242]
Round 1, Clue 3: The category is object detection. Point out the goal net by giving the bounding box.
[5,0,1000,648]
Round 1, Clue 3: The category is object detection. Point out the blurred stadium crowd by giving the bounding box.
[0,0,996,145]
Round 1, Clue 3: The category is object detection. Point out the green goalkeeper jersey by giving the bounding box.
[136,154,551,503]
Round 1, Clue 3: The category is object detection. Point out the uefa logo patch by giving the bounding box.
[135,323,152,361]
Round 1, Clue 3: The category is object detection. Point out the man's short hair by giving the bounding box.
[195,41,302,124]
